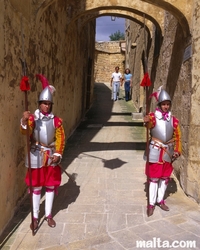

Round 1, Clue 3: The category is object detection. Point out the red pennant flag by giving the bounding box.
[20,76,30,91]
[140,72,152,87]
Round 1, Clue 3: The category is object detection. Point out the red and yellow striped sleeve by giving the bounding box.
[20,114,35,136]
[173,117,182,154]
[146,112,156,129]
[54,117,65,155]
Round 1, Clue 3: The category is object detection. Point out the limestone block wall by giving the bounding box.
[94,41,125,83]
[125,21,149,111]
[0,0,95,235]
[186,0,200,202]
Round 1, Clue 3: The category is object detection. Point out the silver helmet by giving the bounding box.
[158,89,171,103]
[38,87,53,103]
[36,74,55,103]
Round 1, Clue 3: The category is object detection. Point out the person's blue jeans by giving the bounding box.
[124,81,130,101]
[113,81,120,100]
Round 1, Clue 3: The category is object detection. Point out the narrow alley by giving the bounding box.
[1,83,200,250]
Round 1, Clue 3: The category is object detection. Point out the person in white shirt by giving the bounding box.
[110,66,123,101]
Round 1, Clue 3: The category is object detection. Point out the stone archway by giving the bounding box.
[31,0,190,38]
[74,0,190,38]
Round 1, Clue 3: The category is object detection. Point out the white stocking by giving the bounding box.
[32,187,42,219]
[149,178,159,206]
[45,186,55,217]
[157,178,168,203]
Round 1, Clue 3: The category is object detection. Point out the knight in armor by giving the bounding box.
[143,87,181,217]
[20,74,65,230]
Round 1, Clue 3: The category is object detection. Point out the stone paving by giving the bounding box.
[1,83,200,250]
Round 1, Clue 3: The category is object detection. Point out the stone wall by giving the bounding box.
[0,0,95,235]
[125,20,148,111]
[94,41,125,83]
[185,0,200,202]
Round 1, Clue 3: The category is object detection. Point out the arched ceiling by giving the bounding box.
[79,13,152,45]
[77,11,159,44]
[82,1,190,38]
[72,8,163,38]
[11,0,190,38]
[81,10,156,33]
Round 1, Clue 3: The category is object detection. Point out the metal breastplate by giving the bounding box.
[33,117,55,145]
[150,118,173,143]
[147,117,174,163]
